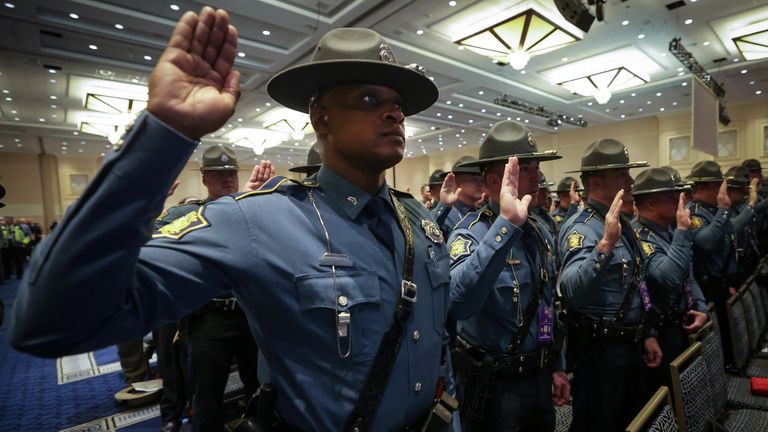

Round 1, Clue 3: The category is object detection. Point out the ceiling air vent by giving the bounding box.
[666,1,686,10]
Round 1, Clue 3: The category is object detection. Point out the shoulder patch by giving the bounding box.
[641,241,656,256]
[691,216,703,229]
[152,208,209,239]
[572,207,594,225]
[449,235,473,261]
[566,230,585,251]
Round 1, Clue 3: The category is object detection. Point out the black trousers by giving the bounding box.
[479,369,555,432]
[569,341,645,432]
[154,322,190,423]
[1,246,23,278]
[187,307,259,432]
[645,326,688,396]
[116,338,149,384]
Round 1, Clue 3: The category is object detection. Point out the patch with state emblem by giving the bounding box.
[566,230,585,251]
[449,235,473,261]
[421,219,444,244]
[691,216,703,229]
[152,208,210,240]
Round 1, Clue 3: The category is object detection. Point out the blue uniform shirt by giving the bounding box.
[632,217,706,315]
[10,112,452,432]
[447,200,562,368]
[557,200,644,324]
[432,199,474,237]
[687,199,737,282]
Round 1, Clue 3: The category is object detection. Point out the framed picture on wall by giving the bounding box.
[68,174,89,196]
[717,129,738,158]
[669,135,690,162]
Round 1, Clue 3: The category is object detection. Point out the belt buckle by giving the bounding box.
[401,280,417,303]
[224,298,237,311]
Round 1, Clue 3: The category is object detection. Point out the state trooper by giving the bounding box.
[531,170,558,237]
[557,139,661,432]
[427,169,446,210]
[431,156,484,236]
[11,7,457,431]
[550,177,582,229]
[724,166,762,281]
[155,145,262,432]
[448,121,569,431]
[631,168,708,393]
[289,142,321,177]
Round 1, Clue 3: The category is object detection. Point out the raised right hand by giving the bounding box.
[597,189,623,254]
[717,180,731,209]
[570,180,581,205]
[676,192,691,229]
[148,7,240,140]
[440,172,461,206]
[749,178,759,208]
[499,157,531,227]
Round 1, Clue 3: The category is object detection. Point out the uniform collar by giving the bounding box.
[454,199,473,215]
[316,165,391,220]
[692,198,716,213]
[488,199,501,216]
[587,198,610,216]
[637,216,670,241]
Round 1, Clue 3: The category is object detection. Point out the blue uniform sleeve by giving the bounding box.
[431,202,461,236]
[10,113,230,358]
[690,276,708,313]
[643,229,693,291]
[730,205,755,234]
[557,224,611,311]
[690,207,731,253]
[755,198,768,213]
[447,217,522,320]
[565,203,579,219]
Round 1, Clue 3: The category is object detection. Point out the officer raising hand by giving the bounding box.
[597,189,625,255]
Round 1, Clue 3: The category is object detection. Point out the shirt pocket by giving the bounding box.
[426,245,450,335]
[294,271,382,361]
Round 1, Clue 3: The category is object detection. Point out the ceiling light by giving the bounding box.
[750,81,755,85]
[10,109,16,113]
[1,89,7,93]
[733,58,739,62]
[50,95,57,100]
[238,52,245,57]
[458,103,464,107]
[4,3,15,8]
[741,69,748,74]
[453,3,582,71]
[684,19,693,25]
[89,44,98,50]
[4,97,11,101]
[416,29,424,35]
[703,41,710,46]
[13,117,19,121]
[558,66,647,105]
[520,70,526,74]
[621,20,629,26]
[48,69,56,74]
[449,1,457,6]
[673,102,678,106]
[85,91,147,115]
[170,4,180,11]
[39,118,45,122]
[51,105,57,108]
[50,79,56,83]
[757,90,763,95]
[446,100,452,104]
[115,24,124,29]
[631,93,636,97]
[143,55,152,61]
[587,102,593,106]
[620,114,626,118]
[660,108,665,111]
[637,34,645,39]
[262,30,271,36]
[656,92,661,96]
[478,90,484,95]
[69,13,79,19]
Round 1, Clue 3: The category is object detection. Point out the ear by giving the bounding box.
[309,104,329,135]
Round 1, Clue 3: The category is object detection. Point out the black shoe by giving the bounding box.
[161,420,180,432]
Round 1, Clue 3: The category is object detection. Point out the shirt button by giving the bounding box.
[414,382,422,392]
[413,330,421,340]
[495,235,502,243]
[338,296,348,307]
[500,227,508,235]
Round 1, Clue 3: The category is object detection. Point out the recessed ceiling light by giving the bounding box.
[605,108,610,112]
[672,102,678,106]
[520,70,526,74]
[115,24,124,29]
[448,1,457,6]
[48,69,56,74]
[14,138,19,142]
[73,131,79,135]
[50,95,57,100]
[619,100,624,104]
[481,108,486,112]
[660,53,667,57]
[681,82,688,87]
[100,152,106,156]
[262,30,271,36]
[561,57,568,62]
[750,81,755,85]
[587,102,593,106]
[647,101,652,104]
[524,119,529,123]
[621,114,626,118]
[741,69,747,74]
[416,29,424,35]
[757,90,763,95]
[4,3,15,8]
[733,58,739,62]
[703,41,710,46]
[458,103,464,108]
[631,93,636,97]
[266,102,271,106]
[238,52,245,57]
[678,72,685,76]
[10,109,16,113]
[144,55,152,61]
[1,89,7,93]
[170,4,180,11]
[446,100,452,104]
[516,117,521,121]
[468,120,474,123]
[621,20,629,26]
[50,105,57,109]
[13,117,19,121]
[69,13,79,19]
[638,34,645,39]
[78,148,83,153]
[88,44,98,50]
[660,108,665,111]
[457,46,464,50]
[436,113,442,117]
[38,118,45,122]
[4,97,11,101]
[478,90,484,95]
[656,92,661,96]
[17,143,21,147]
[49,79,56,83]
[429,76,435,80]
[448,115,453,119]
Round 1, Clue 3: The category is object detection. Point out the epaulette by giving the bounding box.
[157,201,205,223]
[570,207,594,225]
[635,225,652,241]
[455,208,494,231]
[235,176,317,201]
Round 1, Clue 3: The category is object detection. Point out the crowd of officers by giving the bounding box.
[0,217,42,283]
[8,6,768,432]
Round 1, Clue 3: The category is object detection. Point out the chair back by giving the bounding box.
[669,342,715,432]
[625,386,679,432]
[694,321,727,414]
[748,280,766,336]
[727,293,750,370]
[742,290,761,352]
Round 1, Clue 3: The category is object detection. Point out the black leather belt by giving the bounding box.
[572,317,644,343]
[455,338,550,375]
[203,298,240,312]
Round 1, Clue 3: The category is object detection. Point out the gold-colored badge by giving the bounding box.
[153,208,210,240]
[421,219,444,244]
[567,230,585,251]
[449,235,472,261]
[641,241,656,256]
[691,216,703,229]
[552,215,564,223]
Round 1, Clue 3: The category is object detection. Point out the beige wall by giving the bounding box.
[2,99,766,218]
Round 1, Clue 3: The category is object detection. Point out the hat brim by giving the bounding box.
[632,185,688,196]
[267,60,438,116]
[539,182,556,188]
[289,164,322,173]
[565,161,649,173]
[438,168,482,178]
[686,177,723,183]
[200,165,239,172]
[458,152,562,168]
[555,188,585,193]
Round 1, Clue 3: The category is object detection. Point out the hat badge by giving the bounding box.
[221,154,230,163]
[527,131,536,148]
[379,43,395,63]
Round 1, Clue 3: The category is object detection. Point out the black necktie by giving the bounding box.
[363,197,395,254]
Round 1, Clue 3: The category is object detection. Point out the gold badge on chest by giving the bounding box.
[421,219,444,244]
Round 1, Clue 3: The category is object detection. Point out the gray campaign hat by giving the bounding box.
[458,121,561,167]
[555,176,583,192]
[686,160,724,183]
[439,156,482,179]
[200,145,239,172]
[428,169,445,186]
[725,166,750,188]
[566,139,648,173]
[742,159,763,172]
[631,168,686,196]
[660,166,692,189]
[538,170,555,189]
[289,143,322,173]
[267,28,438,116]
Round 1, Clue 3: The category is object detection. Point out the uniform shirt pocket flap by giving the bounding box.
[294,271,381,311]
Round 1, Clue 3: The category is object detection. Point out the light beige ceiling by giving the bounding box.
[0,0,766,170]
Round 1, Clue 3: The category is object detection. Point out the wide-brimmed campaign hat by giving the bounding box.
[267,28,438,116]
[555,176,583,192]
[660,166,692,189]
[289,143,322,173]
[428,169,445,186]
[686,160,724,183]
[632,168,687,196]
[725,166,750,188]
[566,139,648,173]
[742,159,764,173]
[439,156,482,179]
[200,145,239,172]
[538,170,555,189]
[458,121,561,168]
